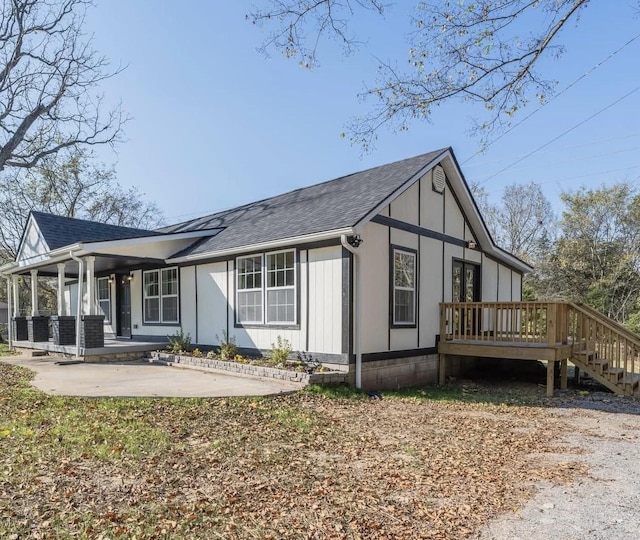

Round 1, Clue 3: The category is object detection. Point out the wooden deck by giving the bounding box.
[439,302,640,397]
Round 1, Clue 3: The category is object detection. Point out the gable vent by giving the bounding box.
[432,165,446,193]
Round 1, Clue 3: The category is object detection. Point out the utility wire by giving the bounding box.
[463,32,640,164]
[479,85,640,184]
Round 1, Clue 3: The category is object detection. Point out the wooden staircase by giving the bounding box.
[568,302,640,396]
[439,300,640,397]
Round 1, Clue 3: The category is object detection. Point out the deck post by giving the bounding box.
[560,359,568,390]
[546,360,555,397]
[30,269,39,316]
[438,354,446,385]
[574,366,580,385]
[57,263,66,316]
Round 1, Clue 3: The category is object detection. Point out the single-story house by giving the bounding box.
[0,147,532,389]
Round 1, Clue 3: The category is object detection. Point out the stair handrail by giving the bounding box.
[566,301,640,350]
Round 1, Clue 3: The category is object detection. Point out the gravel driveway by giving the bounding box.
[479,394,640,540]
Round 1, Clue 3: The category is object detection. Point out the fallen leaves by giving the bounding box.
[0,363,585,539]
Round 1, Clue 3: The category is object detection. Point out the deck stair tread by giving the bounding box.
[606,367,625,379]
[621,373,640,386]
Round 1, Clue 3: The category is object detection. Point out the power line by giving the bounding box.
[463,31,640,164]
[479,85,640,184]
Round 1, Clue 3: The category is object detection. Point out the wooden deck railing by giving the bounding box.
[440,300,640,394]
[440,301,567,345]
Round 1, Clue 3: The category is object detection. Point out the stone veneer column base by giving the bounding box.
[81,315,105,349]
[51,316,76,346]
[27,316,49,343]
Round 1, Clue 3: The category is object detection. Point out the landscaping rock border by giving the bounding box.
[150,351,348,386]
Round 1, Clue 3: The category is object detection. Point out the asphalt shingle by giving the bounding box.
[163,149,447,258]
[31,211,160,251]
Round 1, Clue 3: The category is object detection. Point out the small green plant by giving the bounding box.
[206,350,216,359]
[167,329,191,354]
[270,336,292,365]
[216,330,238,360]
[192,348,203,358]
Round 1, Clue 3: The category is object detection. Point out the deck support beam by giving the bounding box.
[560,359,568,390]
[438,354,446,385]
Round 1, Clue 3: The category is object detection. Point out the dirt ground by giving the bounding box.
[478,388,640,540]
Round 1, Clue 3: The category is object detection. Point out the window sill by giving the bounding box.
[235,323,300,331]
[142,322,181,327]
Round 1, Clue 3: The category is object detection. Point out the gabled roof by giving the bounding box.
[163,149,447,259]
[29,211,160,250]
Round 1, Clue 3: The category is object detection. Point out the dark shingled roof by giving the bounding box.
[164,149,447,258]
[31,211,160,251]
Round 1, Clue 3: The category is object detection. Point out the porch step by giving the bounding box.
[31,350,48,357]
[606,367,625,379]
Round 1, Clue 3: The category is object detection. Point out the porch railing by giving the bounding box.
[440,301,640,394]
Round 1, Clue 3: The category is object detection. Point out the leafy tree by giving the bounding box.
[0,148,164,263]
[0,0,125,172]
[249,0,596,148]
[536,183,640,324]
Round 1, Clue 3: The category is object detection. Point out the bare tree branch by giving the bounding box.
[248,0,592,149]
[0,0,127,172]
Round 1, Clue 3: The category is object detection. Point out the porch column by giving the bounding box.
[86,256,96,315]
[11,275,19,316]
[6,277,12,347]
[57,263,66,316]
[30,269,38,316]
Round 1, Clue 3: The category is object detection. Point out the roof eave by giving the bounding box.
[166,227,355,264]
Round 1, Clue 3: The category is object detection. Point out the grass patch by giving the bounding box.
[0,363,575,540]
[0,343,17,356]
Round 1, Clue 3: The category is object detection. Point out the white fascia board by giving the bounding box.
[81,228,223,252]
[355,148,450,228]
[166,227,354,263]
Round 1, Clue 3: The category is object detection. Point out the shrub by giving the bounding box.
[167,329,191,354]
[271,336,292,365]
[216,330,238,360]
[192,348,203,358]
[206,350,216,359]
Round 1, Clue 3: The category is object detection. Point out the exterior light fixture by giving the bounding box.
[467,241,477,249]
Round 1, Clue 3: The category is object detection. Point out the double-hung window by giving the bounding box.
[97,277,111,323]
[143,267,179,323]
[237,249,296,325]
[392,247,417,326]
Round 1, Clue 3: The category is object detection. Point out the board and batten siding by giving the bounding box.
[359,165,524,359]
[132,245,345,356]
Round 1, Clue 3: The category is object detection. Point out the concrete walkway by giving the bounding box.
[1,355,303,397]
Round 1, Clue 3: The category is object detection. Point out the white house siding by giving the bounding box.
[482,257,499,302]
[180,266,197,340]
[512,271,522,300]
[498,264,513,301]
[307,246,343,355]
[357,164,525,390]
[16,218,49,266]
[194,261,228,346]
[419,236,443,349]
[360,221,390,355]
[420,170,444,232]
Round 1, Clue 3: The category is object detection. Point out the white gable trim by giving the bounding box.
[15,214,51,266]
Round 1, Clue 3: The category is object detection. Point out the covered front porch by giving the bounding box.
[5,253,166,360]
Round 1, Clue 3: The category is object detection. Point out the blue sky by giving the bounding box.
[86,1,640,225]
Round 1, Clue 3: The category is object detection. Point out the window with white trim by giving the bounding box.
[393,248,416,325]
[143,268,179,323]
[237,255,263,324]
[236,250,296,325]
[97,277,111,323]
